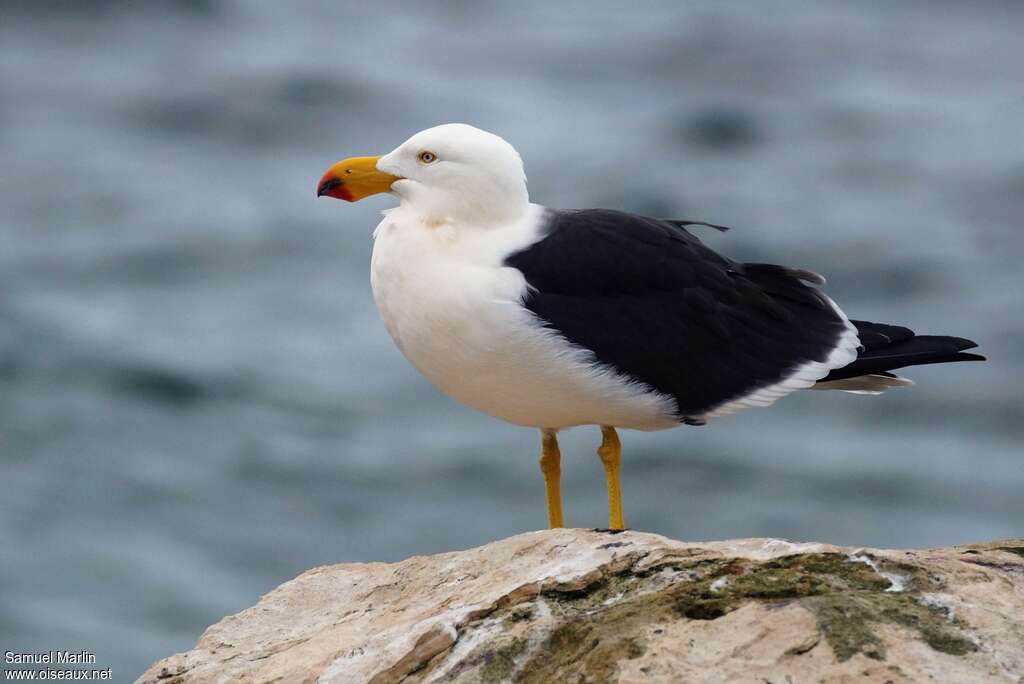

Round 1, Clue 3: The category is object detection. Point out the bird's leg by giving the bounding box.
[597,426,625,530]
[538,429,564,529]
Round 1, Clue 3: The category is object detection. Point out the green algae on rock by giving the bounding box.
[450,550,977,679]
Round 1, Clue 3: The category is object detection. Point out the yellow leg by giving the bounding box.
[538,429,564,529]
[597,426,625,530]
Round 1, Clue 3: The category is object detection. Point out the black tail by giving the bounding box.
[822,320,985,382]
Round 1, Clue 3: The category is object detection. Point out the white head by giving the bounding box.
[317,124,529,226]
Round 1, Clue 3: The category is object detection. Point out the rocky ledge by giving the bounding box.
[139,530,1024,683]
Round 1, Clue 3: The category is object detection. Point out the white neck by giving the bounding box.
[393,176,530,228]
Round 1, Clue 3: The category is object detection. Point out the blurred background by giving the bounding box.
[1,0,1022,679]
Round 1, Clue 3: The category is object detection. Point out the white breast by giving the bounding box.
[368,204,678,431]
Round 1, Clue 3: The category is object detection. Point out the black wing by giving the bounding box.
[505,209,850,419]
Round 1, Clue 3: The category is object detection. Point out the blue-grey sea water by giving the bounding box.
[1,1,1022,679]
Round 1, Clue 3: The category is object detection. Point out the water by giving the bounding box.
[1,1,1022,679]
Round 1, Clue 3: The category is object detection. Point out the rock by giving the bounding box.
[138,530,1024,683]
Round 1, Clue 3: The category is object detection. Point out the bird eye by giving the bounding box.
[418,151,437,164]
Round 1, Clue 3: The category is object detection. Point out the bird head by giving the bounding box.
[317,124,529,225]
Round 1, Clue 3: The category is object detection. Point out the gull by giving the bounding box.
[317,124,983,530]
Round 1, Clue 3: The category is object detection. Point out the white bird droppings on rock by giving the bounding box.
[848,552,911,592]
